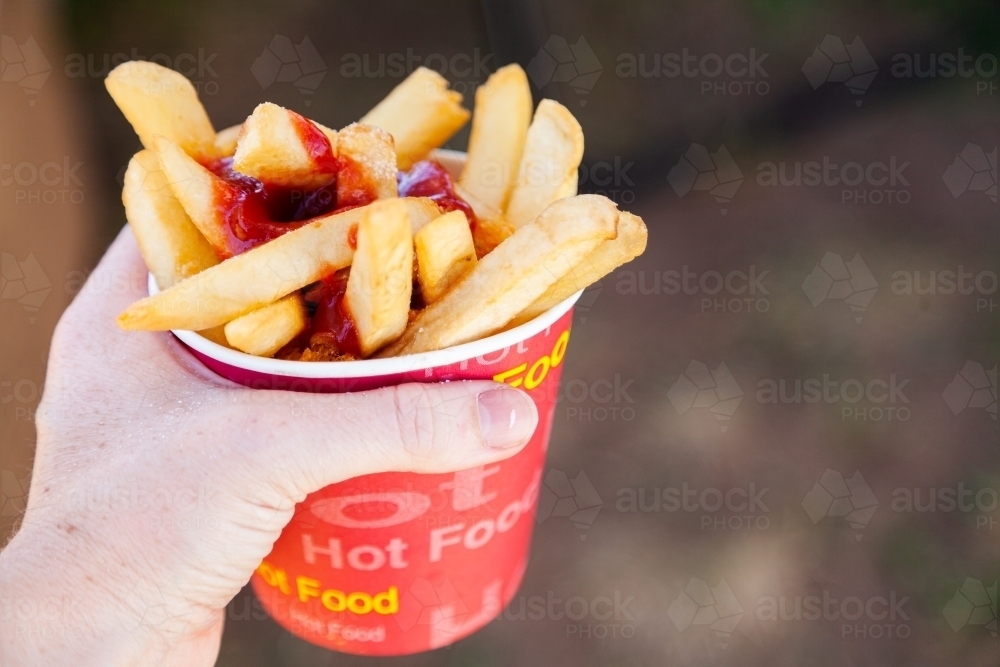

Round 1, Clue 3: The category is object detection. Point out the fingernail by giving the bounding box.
[477,388,538,449]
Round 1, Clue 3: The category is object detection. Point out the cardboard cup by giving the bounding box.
[151,150,582,654]
[164,288,578,655]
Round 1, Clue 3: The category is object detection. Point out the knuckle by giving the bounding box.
[391,384,449,463]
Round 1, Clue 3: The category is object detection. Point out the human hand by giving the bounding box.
[0,227,538,666]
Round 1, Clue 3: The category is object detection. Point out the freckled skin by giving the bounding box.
[0,228,535,666]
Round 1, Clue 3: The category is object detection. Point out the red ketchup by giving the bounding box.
[202,136,476,359]
[202,112,375,258]
[307,271,362,358]
[397,160,477,230]
[290,112,338,173]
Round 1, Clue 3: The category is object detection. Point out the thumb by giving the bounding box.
[221,381,539,502]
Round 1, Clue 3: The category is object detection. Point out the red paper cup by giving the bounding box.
[152,274,580,655]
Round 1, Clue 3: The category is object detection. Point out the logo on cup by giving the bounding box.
[1,252,51,324]
[801,251,878,323]
[252,35,327,105]
[1,35,52,105]
[943,144,997,204]
[801,35,878,106]
[801,469,878,540]
[310,491,432,528]
[536,469,603,540]
[526,35,602,106]
[943,578,998,636]
[667,144,743,215]
[667,578,743,649]
[667,361,743,431]
[943,361,997,420]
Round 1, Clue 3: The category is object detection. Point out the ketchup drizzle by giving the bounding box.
[306,271,362,359]
[397,160,477,230]
[201,140,474,358]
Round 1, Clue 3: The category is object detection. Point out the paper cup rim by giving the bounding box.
[150,272,581,378]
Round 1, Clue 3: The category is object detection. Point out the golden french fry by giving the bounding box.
[504,99,584,229]
[221,118,335,160]
[361,67,470,170]
[379,195,619,357]
[123,149,229,345]
[215,124,243,157]
[233,103,338,188]
[105,61,217,161]
[117,198,441,332]
[152,135,232,255]
[459,64,532,214]
[191,325,228,347]
[453,183,514,257]
[472,217,515,258]
[337,123,398,200]
[123,150,219,288]
[513,211,648,325]
[415,210,477,303]
[224,294,306,357]
[563,170,579,201]
[345,200,413,356]
[126,148,312,351]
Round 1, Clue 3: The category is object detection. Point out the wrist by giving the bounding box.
[0,521,222,667]
[1,523,118,665]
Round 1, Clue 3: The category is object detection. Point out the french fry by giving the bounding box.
[459,64,532,214]
[125,148,311,350]
[504,99,584,229]
[224,294,306,357]
[453,183,515,257]
[152,135,232,255]
[472,216,516,258]
[361,67,470,170]
[117,198,441,332]
[123,150,219,289]
[218,119,336,159]
[379,195,619,357]
[105,61,217,161]
[108,62,649,361]
[123,149,229,346]
[215,123,243,157]
[512,211,648,325]
[337,123,398,200]
[345,200,413,356]
[415,210,477,303]
[233,103,338,188]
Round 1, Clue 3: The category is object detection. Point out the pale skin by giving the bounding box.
[0,228,538,666]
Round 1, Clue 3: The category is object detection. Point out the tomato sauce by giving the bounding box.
[308,271,362,358]
[206,163,312,256]
[397,160,477,230]
[289,111,338,173]
[204,132,474,358]
[202,114,377,257]
[204,159,374,258]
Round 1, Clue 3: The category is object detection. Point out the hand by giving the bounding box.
[0,227,538,666]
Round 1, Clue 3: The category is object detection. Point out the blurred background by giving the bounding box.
[1,0,998,664]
